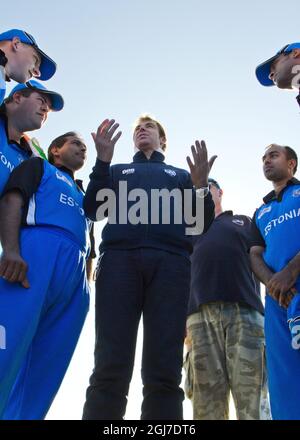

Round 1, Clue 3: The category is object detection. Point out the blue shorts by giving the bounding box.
[0,227,89,419]
[265,294,300,419]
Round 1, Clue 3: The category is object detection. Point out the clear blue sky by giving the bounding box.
[4,0,300,419]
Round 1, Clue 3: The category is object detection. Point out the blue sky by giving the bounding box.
[4,0,300,419]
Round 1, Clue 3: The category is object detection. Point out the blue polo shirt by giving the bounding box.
[252,178,300,294]
[0,112,32,194]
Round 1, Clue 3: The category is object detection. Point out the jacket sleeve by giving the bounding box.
[83,159,113,221]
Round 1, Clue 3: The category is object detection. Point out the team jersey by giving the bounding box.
[252,178,300,293]
[0,114,32,194]
[1,157,90,254]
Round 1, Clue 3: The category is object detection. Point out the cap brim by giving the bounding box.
[36,47,57,81]
[255,54,278,86]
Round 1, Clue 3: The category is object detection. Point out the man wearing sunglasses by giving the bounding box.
[0,29,57,105]
[256,43,300,103]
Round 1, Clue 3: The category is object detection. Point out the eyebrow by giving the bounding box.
[38,94,51,107]
[73,139,87,147]
[262,150,279,160]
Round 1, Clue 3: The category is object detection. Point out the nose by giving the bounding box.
[263,156,271,166]
[41,101,50,113]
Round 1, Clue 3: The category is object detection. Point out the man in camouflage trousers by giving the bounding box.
[185,178,270,420]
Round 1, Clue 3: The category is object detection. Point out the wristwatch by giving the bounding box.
[195,186,210,198]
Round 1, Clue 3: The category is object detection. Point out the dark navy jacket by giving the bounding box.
[84,151,215,258]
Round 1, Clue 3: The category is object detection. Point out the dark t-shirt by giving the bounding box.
[188,211,264,316]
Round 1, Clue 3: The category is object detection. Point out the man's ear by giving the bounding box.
[50,146,60,159]
[11,37,21,53]
[292,48,300,59]
[288,158,297,174]
[160,136,166,148]
[12,92,22,104]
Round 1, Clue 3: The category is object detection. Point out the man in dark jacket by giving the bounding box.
[82,115,216,420]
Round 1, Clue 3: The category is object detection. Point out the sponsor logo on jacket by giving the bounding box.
[164,169,176,177]
[122,168,135,175]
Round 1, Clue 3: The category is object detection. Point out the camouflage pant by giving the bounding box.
[186,302,271,420]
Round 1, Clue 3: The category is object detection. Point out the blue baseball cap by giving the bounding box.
[256,43,300,86]
[0,29,56,81]
[8,80,64,111]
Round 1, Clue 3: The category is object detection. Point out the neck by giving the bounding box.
[7,118,23,143]
[214,204,223,218]
[55,162,75,177]
[143,149,154,159]
[272,177,291,195]
[135,145,164,159]
[135,147,155,159]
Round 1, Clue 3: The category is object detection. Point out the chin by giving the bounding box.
[34,121,43,130]
[13,72,29,84]
[276,79,293,90]
[264,171,274,180]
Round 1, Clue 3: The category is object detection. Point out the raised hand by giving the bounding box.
[92,119,122,163]
[186,140,217,188]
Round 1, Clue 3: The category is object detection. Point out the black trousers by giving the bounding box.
[82,248,191,420]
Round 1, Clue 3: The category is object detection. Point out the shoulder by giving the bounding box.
[165,164,190,178]
[255,203,272,221]
[232,213,252,224]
